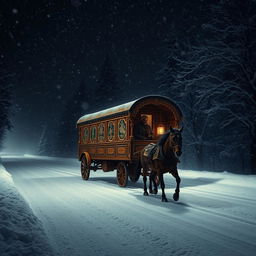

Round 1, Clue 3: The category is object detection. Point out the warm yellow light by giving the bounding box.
[157,126,165,135]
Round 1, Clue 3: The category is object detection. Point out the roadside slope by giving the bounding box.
[2,155,256,256]
[0,160,56,256]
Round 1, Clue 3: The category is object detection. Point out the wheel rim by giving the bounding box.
[117,162,128,187]
[81,156,90,180]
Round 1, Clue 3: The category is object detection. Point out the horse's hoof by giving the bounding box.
[173,193,179,201]
[144,191,149,196]
[162,197,168,202]
[149,189,153,194]
[153,189,158,195]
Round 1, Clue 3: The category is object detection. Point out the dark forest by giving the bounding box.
[1,0,255,174]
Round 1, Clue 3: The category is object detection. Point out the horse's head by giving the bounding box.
[168,127,183,158]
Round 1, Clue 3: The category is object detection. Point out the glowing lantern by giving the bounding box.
[157,126,165,135]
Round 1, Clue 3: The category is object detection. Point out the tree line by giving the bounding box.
[37,55,123,158]
[2,1,255,174]
[0,63,12,152]
[158,0,256,174]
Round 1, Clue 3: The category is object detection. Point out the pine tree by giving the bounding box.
[0,64,12,150]
[94,55,120,111]
[54,79,92,157]
[198,0,256,173]
[37,125,53,156]
[159,35,218,170]
[159,0,256,173]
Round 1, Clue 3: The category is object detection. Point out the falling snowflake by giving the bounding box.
[70,0,82,8]
[81,102,89,110]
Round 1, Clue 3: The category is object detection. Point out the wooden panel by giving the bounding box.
[89,148,96,154]
[117,146,127,155]
[78,140,131,161]
[107,147,115,155]
[97,147,105,154]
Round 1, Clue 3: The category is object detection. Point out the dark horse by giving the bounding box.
[140,127,183,202]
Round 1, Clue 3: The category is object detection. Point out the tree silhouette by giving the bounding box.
[94,55,120,112]
[54,79,92,156]
[0,64,12,150]
[159,0,256,173]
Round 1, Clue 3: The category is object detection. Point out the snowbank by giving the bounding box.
[0,160,55,256]
[1,155,256,256]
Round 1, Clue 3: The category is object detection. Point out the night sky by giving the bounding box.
[1,0,212,153]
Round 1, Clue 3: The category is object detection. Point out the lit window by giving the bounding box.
[157,126,165,135]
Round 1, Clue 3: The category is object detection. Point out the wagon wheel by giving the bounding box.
[128,162,141,183]
[116,162,128,187]
[81,154,90,180]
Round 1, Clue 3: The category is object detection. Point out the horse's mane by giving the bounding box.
[157,130,171,146]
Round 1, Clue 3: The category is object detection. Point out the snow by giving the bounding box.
[12,9,18,14]
[77,99,136,124]
[77,95,180,125]
[1,155,256,256]
[0,160,55,256]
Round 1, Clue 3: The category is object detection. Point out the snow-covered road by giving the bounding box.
[2,155,256,256]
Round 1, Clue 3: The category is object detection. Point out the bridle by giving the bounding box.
[169,130,182,158]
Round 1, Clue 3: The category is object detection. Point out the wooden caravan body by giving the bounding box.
[77,95,182,187]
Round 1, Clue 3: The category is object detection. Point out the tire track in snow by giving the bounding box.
[184,187,256,203]
[187,201,256,226]
[82,198,200,256]
[79,181,255,256]
[63,177,201,256]
[51,167,256,233]
[3,157,255,256]
[56,168,256,228]
[182,188,256,226]
[76,174,256,229]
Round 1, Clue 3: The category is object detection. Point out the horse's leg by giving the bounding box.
[143,174,149,196]
[141,157,149,196]
[159,173,167,202]
[171,169,181,201]
[152,172,158,194]
[149,172,153,194]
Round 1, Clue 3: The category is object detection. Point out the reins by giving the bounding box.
[163,130,181,163]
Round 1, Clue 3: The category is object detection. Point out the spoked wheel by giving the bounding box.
[81,154,90,180]
[116,162,128,187]
[128,162,141,183]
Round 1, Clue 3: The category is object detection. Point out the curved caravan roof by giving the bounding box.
[77,95,182,126]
